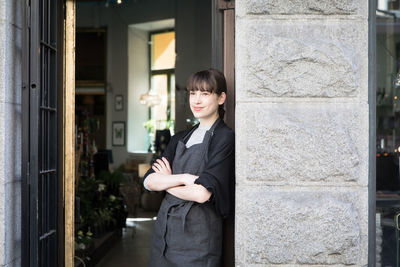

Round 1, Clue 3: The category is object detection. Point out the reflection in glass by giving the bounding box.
[376,1,400,266]
[151,74,169,127]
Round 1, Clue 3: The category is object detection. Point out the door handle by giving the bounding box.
[395,212,400,231]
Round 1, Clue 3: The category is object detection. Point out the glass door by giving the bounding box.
[376,1,400,266]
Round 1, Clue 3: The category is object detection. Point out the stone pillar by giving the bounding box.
[0,0,22,266]
[235,1,369,266]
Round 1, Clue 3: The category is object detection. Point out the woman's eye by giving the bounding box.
[202,92,209,96]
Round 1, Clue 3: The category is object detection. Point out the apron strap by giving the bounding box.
[181,123,199,143]
[203,117,221,163]
[180,202,194,233]
[160,196,195,257]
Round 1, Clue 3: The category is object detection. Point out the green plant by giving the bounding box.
[75,230,94,251]
[143,119,156,133]
[75,170,128,240]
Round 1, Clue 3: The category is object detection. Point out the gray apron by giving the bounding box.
[149,119,222,267]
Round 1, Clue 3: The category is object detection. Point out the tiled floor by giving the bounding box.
[96,210,157,267]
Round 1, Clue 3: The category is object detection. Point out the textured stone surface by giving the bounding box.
[3,103,21,184]
[0,20,6,104]
[0,99,7,266]
[4,257,21,267]
[0,1,22,265]
[3,181,21,266]
[4,24,21,105]
[236,19,368,99]
[236,103,368,185]
[237,0,366,16]
[0,0,5,24]
[235,187,368,265]
[5,0,22,29]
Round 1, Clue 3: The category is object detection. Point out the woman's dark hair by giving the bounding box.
[186,69,227,118]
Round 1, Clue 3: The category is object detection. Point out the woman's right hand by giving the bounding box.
[182,174,198,185]
[152,157,172,175]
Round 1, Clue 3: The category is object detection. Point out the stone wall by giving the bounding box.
[235,0,369,266]
[0,0,22,266]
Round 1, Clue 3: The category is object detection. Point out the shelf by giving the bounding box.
[76,86,105,95]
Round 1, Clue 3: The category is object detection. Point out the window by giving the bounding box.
[127,25,176,153]
[149,31,176,133]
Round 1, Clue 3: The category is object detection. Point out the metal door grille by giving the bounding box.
[23,0,58,266]
[38,0,58,265]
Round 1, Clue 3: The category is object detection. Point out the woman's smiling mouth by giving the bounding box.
[193,106,203,111]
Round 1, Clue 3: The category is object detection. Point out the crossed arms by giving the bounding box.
[144,157,212,203]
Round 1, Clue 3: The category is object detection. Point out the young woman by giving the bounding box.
[143,69,235,267]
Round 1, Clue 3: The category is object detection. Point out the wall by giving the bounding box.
[0,0,22,266]
[235,0,369,266]
[174,0,212,131]
[127,26,149,152]
[76,0,212,167]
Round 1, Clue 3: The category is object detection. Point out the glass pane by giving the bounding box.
[151,32,175,70]
[376,1,400,266]
[151,74,169,128]
[170,74,175,135]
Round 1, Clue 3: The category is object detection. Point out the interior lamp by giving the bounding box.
[140,92,161,107]
[395,72,400,88]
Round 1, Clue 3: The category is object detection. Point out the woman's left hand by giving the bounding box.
[152,157,172,175]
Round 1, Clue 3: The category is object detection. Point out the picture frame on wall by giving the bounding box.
[115,95,123,111]
[112,121,125,146]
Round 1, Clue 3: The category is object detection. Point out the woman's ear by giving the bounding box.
[218,92,226,105]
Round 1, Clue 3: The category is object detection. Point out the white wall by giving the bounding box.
[127,26,149,152]
[174,0,212,131]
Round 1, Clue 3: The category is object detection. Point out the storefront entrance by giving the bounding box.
[22,0,235,266]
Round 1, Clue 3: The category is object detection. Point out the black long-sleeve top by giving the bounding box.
[143,120,235,219]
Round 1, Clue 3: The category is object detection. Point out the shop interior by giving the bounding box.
[73,0,215,266]
[376,0,400,266]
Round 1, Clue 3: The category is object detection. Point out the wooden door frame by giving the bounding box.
[63,0,76,266]
[220,0,235,130]
[214,1,235,266]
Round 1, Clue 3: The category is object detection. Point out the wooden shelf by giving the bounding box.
[75,87,105,95]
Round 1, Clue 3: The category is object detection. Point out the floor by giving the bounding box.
[96,209,157,267]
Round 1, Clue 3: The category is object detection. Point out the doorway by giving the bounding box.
[23,0,235,266]
[70,0,234,266]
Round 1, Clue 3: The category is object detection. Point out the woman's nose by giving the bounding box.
[194,93,201,103]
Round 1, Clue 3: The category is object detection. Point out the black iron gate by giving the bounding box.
[22,0,59,266]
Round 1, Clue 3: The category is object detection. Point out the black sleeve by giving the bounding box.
[194,129,235,218]
[143,130,186,181]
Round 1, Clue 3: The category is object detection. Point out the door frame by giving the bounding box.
[63,0,76,266]
[214,1,235,266]
[61,0,234,265]
[368,0,376,265]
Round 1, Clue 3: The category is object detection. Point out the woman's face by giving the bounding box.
[189,90,226,122]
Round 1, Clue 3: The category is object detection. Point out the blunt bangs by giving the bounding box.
[186,71,218,94]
